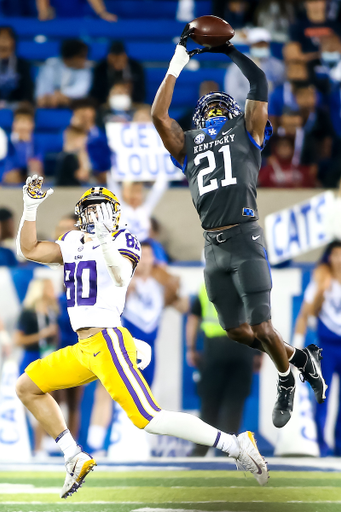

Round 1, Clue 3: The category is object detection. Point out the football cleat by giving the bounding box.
[234,431,269,486]
[60,451,96,499]
[272,382,295,428]
[300,344,327,404]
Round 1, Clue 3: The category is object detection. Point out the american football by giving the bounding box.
[189,15,235,47]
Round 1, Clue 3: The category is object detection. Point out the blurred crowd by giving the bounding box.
[0,1,340,187]
[1,0,341,459]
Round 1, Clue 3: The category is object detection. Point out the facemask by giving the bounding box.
[322,51,341,65]
[109,94,132,111]
[250,46,270,59]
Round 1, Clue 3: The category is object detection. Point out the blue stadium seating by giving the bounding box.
[35,131,64,154]
[35,109,72,130]
[0,18,183,39]
[0,109,13,131]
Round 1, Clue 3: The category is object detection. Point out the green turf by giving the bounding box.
[0,470,340,512]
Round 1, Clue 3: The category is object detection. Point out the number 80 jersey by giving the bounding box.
[56,228,140,332]
[183,114,263,230]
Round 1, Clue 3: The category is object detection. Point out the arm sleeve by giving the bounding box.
[226,45,268,103]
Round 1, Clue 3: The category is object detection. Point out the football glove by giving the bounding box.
[188,43,233,58]
[22,175,54,221]
[167,24,194,78]
[90,203,114,244]
[134,338,152,370]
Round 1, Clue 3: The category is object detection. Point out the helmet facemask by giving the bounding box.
[75,189,121,235]
[193,92,242,129]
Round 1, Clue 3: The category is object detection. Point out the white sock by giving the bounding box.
[144,410,239,456]
[55,429,80,461]
[278,367,290,378]
[87,425,106,451]
[216,432,240,458]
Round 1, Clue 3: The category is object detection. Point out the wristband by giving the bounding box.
[166,45,190,78]
[23,206,37,222]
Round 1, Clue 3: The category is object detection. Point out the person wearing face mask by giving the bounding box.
[224,28,285,109]
[90,40,145,106]
[101,80,134,123]
[319,33,341,82]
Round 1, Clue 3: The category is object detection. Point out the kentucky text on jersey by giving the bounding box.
[193,134,236,154]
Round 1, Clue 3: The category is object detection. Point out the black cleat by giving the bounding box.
[300,344,327,404]
[272,383,295,428]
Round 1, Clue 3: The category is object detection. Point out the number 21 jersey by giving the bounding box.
[56,228,140,332]
[184,114,262,230]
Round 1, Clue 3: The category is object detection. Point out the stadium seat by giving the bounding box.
[0,18,183,40]
[35,109,72,130]
[0,109,13,130]
[35,131,64,154]
[17,40,60,61]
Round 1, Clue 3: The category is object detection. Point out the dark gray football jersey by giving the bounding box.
[183,114,261,230]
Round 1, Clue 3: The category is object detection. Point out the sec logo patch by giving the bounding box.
[194,133,205,144]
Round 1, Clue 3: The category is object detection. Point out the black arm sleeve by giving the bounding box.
[226,45,269,103]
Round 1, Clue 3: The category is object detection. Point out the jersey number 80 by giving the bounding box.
[64,260,97,307]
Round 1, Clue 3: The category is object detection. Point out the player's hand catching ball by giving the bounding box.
[23,175,54,220]
[90,203,114,244]
[167,23,194,78]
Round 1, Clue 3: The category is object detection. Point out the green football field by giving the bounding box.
[0,469,341,512]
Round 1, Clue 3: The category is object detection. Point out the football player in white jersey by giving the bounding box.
[16,175,269,498]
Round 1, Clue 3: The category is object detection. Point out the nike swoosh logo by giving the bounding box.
[249,455,263,475]
[222,128,233,135]
[93,245,100,250]
[93,351,101,357]
[252,235,260,241]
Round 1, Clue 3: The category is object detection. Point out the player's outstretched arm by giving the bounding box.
[193,43,269,146]
[91,203,133,287]
[151,25,192,165]
[17,175,63,264]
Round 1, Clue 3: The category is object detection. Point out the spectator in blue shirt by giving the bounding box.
[36,39,92,108]
[269,60,311,131]
[2,105,43,185]
[71,98,112,184]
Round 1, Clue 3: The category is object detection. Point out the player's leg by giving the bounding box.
[16,345,95,440]
[87,382,113,453]
[94,327,268,485]
[16,344,98,498]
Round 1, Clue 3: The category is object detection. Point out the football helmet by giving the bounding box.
[75,187,121,234]
[193,92,242,129]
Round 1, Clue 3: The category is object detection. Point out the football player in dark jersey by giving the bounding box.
[151,26,327,428]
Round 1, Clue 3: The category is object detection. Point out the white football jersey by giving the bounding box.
[56,228,140,331]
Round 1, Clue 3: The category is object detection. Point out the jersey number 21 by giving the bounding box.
[195,146,236,197]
